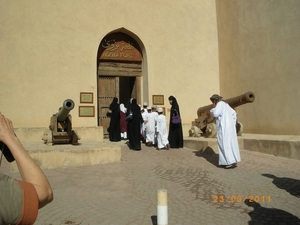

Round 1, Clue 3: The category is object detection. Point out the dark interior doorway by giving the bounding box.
[119,76,136,108]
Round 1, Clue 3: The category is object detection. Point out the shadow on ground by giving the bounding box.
[245,199,300,224]
[262,174,300,198]
[193,146,219,167]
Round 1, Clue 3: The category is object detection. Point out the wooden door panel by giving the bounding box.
[98,77,119,137]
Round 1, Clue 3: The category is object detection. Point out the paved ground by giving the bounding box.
[4,140,300,225]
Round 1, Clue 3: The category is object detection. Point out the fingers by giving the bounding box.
[0,112,14,137]
[0,112,6,125]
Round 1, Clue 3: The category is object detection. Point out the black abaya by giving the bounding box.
[108,97,121,142]
[168,96,184,148]
[127,98,143,150]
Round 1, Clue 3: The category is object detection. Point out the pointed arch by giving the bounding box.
[96,28,148,135]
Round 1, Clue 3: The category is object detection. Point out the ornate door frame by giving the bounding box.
[97,32,143,137]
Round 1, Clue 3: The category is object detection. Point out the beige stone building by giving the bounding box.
[0,0,299,139]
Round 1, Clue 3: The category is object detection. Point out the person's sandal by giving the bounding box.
[224,163,237,169]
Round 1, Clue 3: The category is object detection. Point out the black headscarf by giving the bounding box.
[168,95,181,116]
[109,97,119,111]
[130,98,140,115]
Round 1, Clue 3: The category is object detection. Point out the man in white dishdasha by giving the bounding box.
[210,94,241,169]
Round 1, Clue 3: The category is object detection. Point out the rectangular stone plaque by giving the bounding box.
[80,92,93,104]
[79,106,95,117]
[152,95,164,105]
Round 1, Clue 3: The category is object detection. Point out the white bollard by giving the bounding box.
[157,189,168,225]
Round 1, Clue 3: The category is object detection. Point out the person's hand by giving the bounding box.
[0,112,15,143]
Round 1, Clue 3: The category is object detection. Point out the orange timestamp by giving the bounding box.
[213,195,271,203]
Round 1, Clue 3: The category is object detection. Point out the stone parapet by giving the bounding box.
[9,141,121,172]
[242,134,300,161]
[184,134,300,161]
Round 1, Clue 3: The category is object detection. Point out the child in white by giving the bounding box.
[145,106,158,146]
[156,107,170,150]
[141,102,148,142]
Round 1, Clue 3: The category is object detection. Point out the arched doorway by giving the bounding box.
[97,32,143,138]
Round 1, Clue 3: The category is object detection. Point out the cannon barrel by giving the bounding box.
[197,91,255,117]
[56,99,75,122]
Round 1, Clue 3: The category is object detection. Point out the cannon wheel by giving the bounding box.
[236,122,243,136]
[205,122,243,138]
[42,129,53,145]
[188,126,200,137]
[205,123,217,138]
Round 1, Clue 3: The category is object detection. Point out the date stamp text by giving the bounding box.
[213,195,271,203]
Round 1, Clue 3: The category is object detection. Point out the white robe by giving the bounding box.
[146,111,158,144]
[210,101,241,165]
[156,114,169,148]
[141,109,148,139]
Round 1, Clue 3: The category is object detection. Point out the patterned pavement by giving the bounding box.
[5,140,300,225]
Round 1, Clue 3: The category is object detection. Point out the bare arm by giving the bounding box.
[0,112,53,208]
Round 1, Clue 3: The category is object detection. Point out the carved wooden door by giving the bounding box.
[98,76,119,138]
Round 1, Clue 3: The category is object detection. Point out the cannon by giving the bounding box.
[42,99,80,145]
[191,91,255,138]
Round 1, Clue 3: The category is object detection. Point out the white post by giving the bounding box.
[157,189,168,225]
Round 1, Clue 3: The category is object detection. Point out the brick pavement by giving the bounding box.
[5,141,300,225]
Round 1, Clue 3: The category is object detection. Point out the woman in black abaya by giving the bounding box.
[168,96,183,148]
[108,97,121,142]
[127,98,143,150]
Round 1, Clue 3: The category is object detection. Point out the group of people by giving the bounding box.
[108,94,241,169]
[141,104,170,150]
[107,96,184,151]
[107,97,130,142]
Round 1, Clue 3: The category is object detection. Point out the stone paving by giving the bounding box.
[5,140,300,225]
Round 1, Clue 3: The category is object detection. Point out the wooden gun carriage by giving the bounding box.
[42,99,80,145]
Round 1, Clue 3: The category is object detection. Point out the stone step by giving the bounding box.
[8,141,121,173]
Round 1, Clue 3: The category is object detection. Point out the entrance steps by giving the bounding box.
[7,126,121,172]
